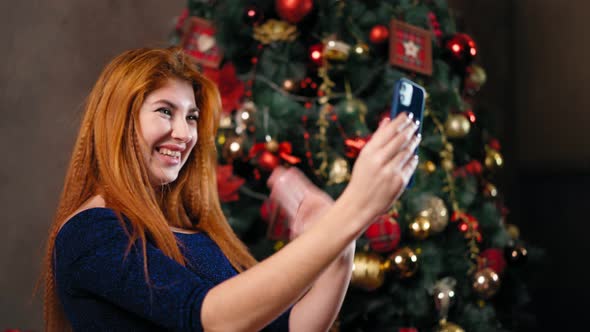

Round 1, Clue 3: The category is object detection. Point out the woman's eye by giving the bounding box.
[187,114,199,122]
[157,108,172,116]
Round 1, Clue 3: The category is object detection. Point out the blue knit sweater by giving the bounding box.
[54,208,291,331]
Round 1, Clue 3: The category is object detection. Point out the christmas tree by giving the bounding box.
[173,1,536,331]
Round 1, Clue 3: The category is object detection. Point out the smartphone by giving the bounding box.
[390,78,426,187]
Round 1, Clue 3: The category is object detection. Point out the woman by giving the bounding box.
[42,47,420,331]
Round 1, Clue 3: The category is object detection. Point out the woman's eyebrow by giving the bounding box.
[154,99,199,113]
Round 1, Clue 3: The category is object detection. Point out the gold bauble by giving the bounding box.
[328,157,350,184]
[222,136,245,161]
[324,38,351,61]
[387,247,419,278]
[351,252,386,291]
[444,114,471,138]
[436,321,465,332]
[417,195,449,233]
[484,148,504,169]
[505,223,520,240]
[483,182,498,198]
[409,216,431,240]
[472,267,501,299]
[466,64,487,89]
[422,160,437,173]
[265,139,279,153]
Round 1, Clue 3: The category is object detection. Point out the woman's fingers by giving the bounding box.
[381,118,419,162]
[390,133,421,171]
[368,112,414,150]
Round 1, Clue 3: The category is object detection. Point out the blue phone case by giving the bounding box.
[390,78,426,188]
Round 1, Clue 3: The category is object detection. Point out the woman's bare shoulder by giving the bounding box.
[58,195,107,233]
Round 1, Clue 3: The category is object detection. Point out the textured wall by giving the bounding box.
[0,0,183,328]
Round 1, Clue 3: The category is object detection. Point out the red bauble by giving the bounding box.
[258,151,280,171]
[364,215,401,252]
[480,248,507,275]
[369,25,389,44]
[275,0,313,24]
[443,33,477,69]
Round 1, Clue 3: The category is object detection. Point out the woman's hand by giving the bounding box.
[267,167,334,239]
[342,112,420,223]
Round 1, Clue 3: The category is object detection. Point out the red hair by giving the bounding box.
[41,47,257,331]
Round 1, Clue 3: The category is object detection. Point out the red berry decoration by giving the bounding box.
[369,25,389,44]
[364,214,401,252]
[258,150,280,171]
[275,0,314,24]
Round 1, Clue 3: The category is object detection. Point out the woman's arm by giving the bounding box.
[201,113,420,332]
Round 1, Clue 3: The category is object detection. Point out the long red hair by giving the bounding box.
[42,47,257,331]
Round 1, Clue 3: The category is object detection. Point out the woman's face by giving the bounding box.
[138,78,199,187]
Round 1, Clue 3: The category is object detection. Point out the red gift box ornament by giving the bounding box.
[389,19,433,76]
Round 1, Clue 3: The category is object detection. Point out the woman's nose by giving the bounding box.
[171,118,192,142]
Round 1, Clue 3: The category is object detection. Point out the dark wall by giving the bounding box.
[0,0,184,328]
[451,0,590,330]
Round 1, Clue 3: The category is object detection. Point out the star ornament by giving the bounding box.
[403,40,420,58]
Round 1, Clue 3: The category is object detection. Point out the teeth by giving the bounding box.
[158,148,181,158]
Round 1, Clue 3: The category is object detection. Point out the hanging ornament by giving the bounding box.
[389,19,433,76]
[235,100,257,134]
[429,277,457,321]
[328,157,351,184]
[420,160,437,174]
[464,64,487,95]
[282,78,297,92]
[409,216,431,240]
[444,113,471,138]
[480,248,507,275]
[436,321,465,332]
[243,5,264,25]
[387,247,419,278]
[472,267,501,299]
[364,214,401,253]
[275,0,314,24]
[369,24,389,44]
[258,150,280,171]
[484,147,504,170]
[442,33,477,72]
[265,139,280,153]
[504,243,528,266]
[353,42,369,57]
[336,98,368,123]
[309,43,324,65]
[415,194,449,233]
[439,142,455,171]
[505,223,520,240]
[323,37,351,62]
[483,182,498,198]
[222,135,245,161]
[351,252,387,291]
[181,17,224,68]
[253,19,298,45]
